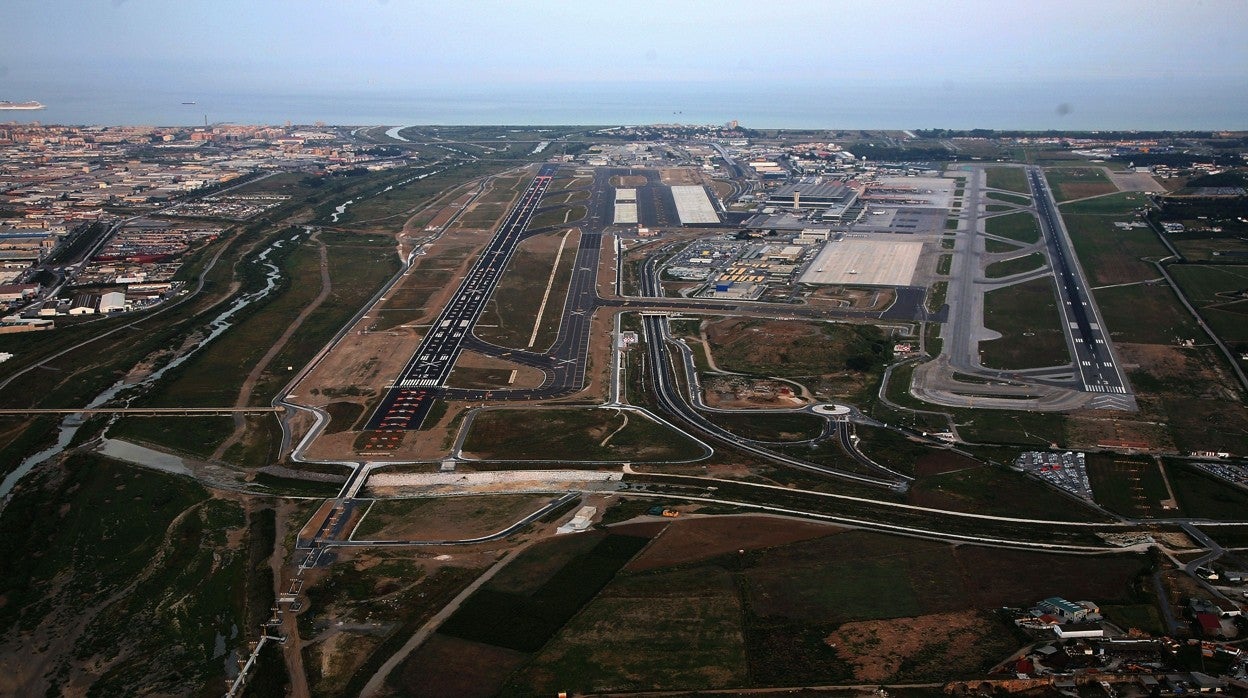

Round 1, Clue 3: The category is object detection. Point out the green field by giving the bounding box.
[984,211,1041,244]
[984,238,1022,253]
[475,230,578,350]
[936,253,952,275]
[985,252,1046,279]
[1092,283,1201,345]
[529,204,587,229]
[926,280,948,313]
[332,162,511,232]
[985,191,1032,206]
[462,408,706,462]
[704,318,892,381]
[1064,214,1170,285]
[1044,167,1117,202]
[353,494,552,540]
[1059,191,1149,215]
[300,556,487,696]
[107,229,402,461]
[706,411,826,442]
[985,167,1030,194]
[980,278,1070,369]
[1168,264,1248,345]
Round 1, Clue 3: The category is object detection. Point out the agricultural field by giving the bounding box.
[460,408,706,462]
[1166,461,1248,520]
[1085,453,1174,518]
[906,461,1106,522]
[983,211,1041,244]
[1044,167,1118,201]
[980,278,1070,369]
[415,521,1156,694]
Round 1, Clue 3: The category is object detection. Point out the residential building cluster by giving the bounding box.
[0,122,416,327]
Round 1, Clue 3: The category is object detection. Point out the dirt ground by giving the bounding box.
[1107,170,1165,193]
[1112,342,1248,451]
[447,351,546,390]
[1065,410,1174,452]
[805,286,896,311]
[354,494,553,541]
[703,376,808,409]
[658,168,704,186]
[626,515,845,572]
[826,611,1010,683]
[418,192,477,232]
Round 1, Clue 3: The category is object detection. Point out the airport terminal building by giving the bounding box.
[765,181,860,221]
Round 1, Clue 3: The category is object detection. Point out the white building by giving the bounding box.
[99,291,126,313]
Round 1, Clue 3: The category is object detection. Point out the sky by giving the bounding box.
[3,0,1247,93]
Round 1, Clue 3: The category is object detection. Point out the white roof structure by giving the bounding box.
[556,505,597,534]
[670,185,720,225]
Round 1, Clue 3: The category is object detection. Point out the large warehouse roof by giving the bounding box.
[671,185,720,225]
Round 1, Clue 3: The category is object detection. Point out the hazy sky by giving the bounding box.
[3,0,1246,94]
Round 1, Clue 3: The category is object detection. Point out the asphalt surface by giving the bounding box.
[364,163,939,433]
[364,164,558,430]
[640,313,904,489]
[1028,166,1132,398]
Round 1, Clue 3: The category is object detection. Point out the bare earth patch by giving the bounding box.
[827,611,1010,683]
[627,515,844,572]
[447,351,546,390]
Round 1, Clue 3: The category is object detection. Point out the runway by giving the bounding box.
[364,164,559,431]
[1028,166,1132,399]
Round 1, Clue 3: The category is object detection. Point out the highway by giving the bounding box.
[364,164,559,430]
[1028,166,1132,397]
[634,247,908,489]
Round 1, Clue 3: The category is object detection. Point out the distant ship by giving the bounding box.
[0,101,45,110]
[182,101,197,105]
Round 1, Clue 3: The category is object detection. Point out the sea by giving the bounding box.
[1,79,1245,131]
